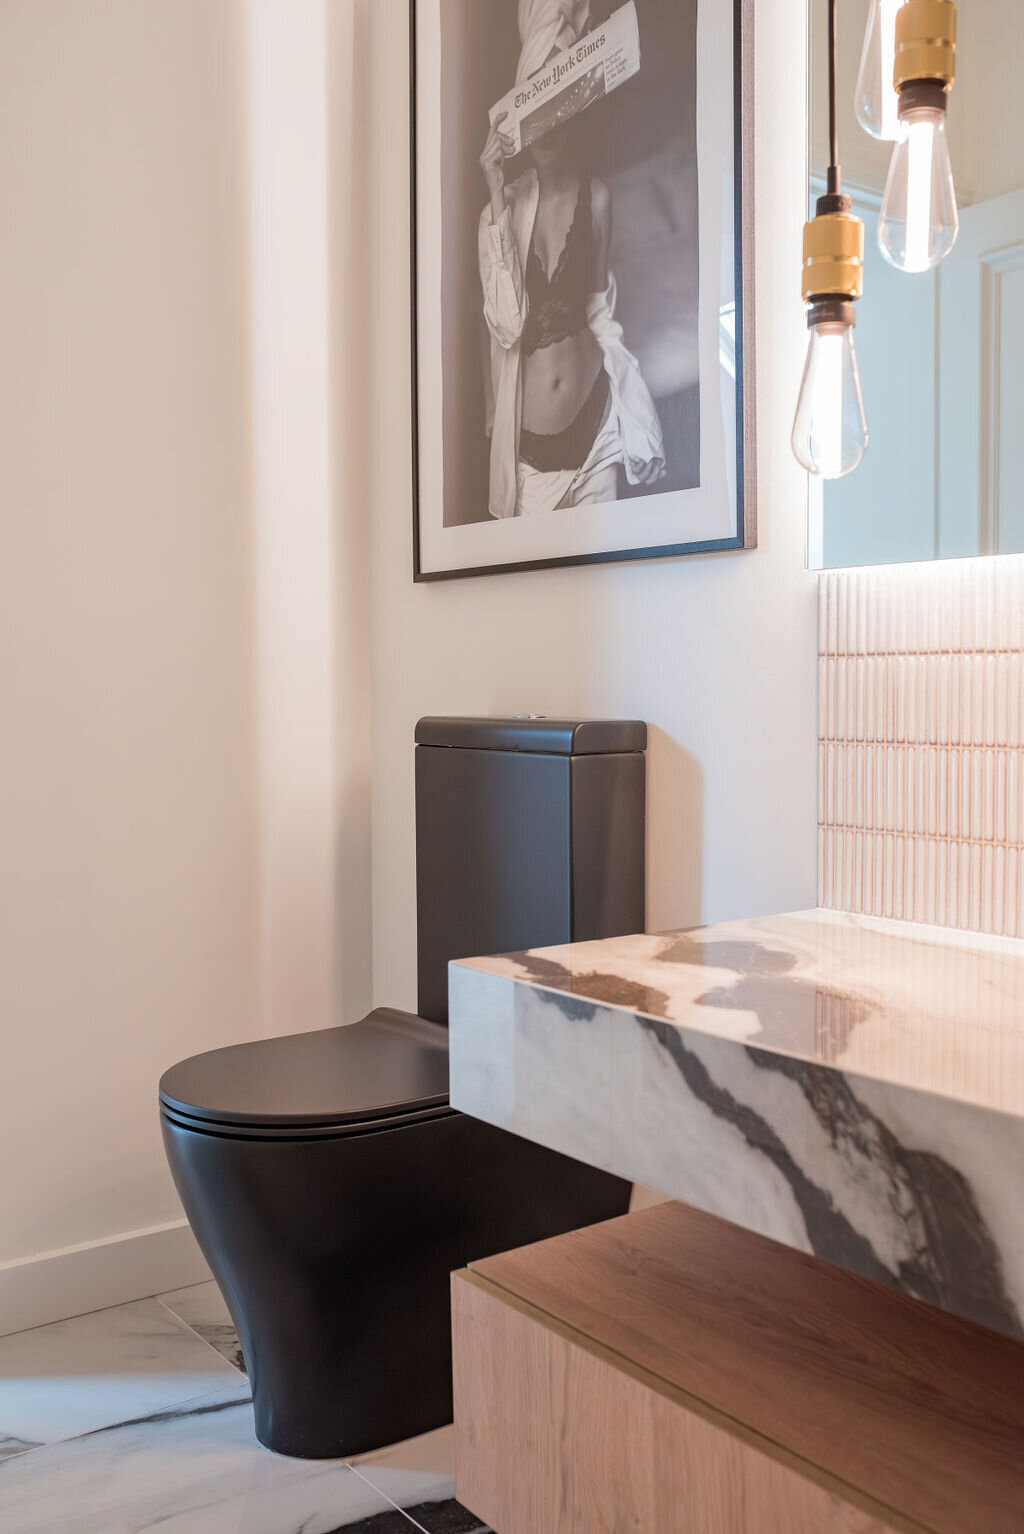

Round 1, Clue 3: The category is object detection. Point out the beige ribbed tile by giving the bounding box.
[819,559,1024,939]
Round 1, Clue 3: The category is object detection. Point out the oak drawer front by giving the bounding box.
[451,1202,1024,1534]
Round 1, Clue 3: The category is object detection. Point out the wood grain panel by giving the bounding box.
[453,1270,901,1534]
[461,1202,1024,1533]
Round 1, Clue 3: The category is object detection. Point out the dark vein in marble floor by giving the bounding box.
[72,1389,252,1441]
[190,1321,246,1374]
[0,1435,42,1462]
[323,1510,419,1533]
[324,1503,491,1534]
[404,1499,492,1532]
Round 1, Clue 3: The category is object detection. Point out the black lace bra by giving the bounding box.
[522,176,597,356]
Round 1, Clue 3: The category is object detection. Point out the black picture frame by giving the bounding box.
[411,0,756,581]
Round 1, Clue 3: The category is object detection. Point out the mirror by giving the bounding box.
[809,0,1024,569]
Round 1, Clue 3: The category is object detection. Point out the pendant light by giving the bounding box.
[792,0,868,480]
[855,0,905,141]
[878,0,958,272]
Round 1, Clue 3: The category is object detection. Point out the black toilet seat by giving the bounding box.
[159,1009,452,1138]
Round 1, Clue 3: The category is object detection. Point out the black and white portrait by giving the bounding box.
[412,0,754,578]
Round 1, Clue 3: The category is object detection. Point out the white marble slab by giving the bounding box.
[0,1297,243,1456]
[450,908,1024,1340]
[157,1282,245,1374]
[352,1425,488,1532]
[0,1385,413,1534]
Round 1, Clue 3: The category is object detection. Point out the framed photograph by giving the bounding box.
[411,0,754,580]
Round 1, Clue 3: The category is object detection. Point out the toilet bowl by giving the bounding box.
[160,717,646,1458]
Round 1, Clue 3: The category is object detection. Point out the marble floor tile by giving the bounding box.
[0,1297,242,1454]
[0,1385,425,1533]
[397,1500,492,1534]
[351,1427,492,1534]
[0,1434,42,1463]
[351,1423,455,1507]
[351,1423,454,1474]
[157,1281,246,1374]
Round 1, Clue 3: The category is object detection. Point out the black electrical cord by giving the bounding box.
[827,0,840,195]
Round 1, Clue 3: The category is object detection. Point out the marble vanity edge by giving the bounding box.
[448,962,1024,1343]
[451,953,1024,1124]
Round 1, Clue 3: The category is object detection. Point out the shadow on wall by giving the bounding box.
[327,0,374,1025]
[645,725,703,932]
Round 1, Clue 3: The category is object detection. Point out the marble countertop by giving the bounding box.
[448,909,1024,1341]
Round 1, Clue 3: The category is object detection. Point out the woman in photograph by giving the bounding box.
[478,0,666,519]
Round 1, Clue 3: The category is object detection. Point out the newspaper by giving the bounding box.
[489,2,641,156]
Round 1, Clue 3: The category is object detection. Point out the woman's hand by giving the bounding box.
[629,456,666,486]
[480,112,515,199]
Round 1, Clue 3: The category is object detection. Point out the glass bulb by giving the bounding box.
[854,0,905,141]
[792,321,868,480]
[878,107,958,272]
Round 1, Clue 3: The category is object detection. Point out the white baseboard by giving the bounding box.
[0,1220,212,1339]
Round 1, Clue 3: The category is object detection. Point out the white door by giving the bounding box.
[938,187,1024,555]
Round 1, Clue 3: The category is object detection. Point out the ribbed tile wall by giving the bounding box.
[818,558,1024,937]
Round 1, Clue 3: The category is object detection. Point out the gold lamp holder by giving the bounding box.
[802,201,864,305]
[802,0,865,326]
[894,0,957,106]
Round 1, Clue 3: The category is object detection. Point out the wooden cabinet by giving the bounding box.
[452,1202,1024,1534]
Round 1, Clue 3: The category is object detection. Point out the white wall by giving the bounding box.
[0,0,372,1334]
[366,0,819,1010]
[0,0,814,1330]
[248,0,373,1038]
[955,0,1024,207]
[0,0,256,1325]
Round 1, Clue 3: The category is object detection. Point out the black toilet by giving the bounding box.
[160,717,645,1458]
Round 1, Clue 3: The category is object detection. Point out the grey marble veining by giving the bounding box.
[352,1426,471,1533]
[450,908,1024,1340]
[400,1503,491,1533]
[0,1288,493,1534]
[0,1384,400,1533]
[0,1296,242,1456]
[157,1281,246,1375]
[0,1434,41,1463]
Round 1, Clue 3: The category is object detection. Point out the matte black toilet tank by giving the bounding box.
[414,715,646,1023]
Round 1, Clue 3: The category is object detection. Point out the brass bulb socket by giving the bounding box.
[801,211,864,302]
[894,0,956,91]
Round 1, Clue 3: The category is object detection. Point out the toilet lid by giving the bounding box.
[159,1009,451,1130]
